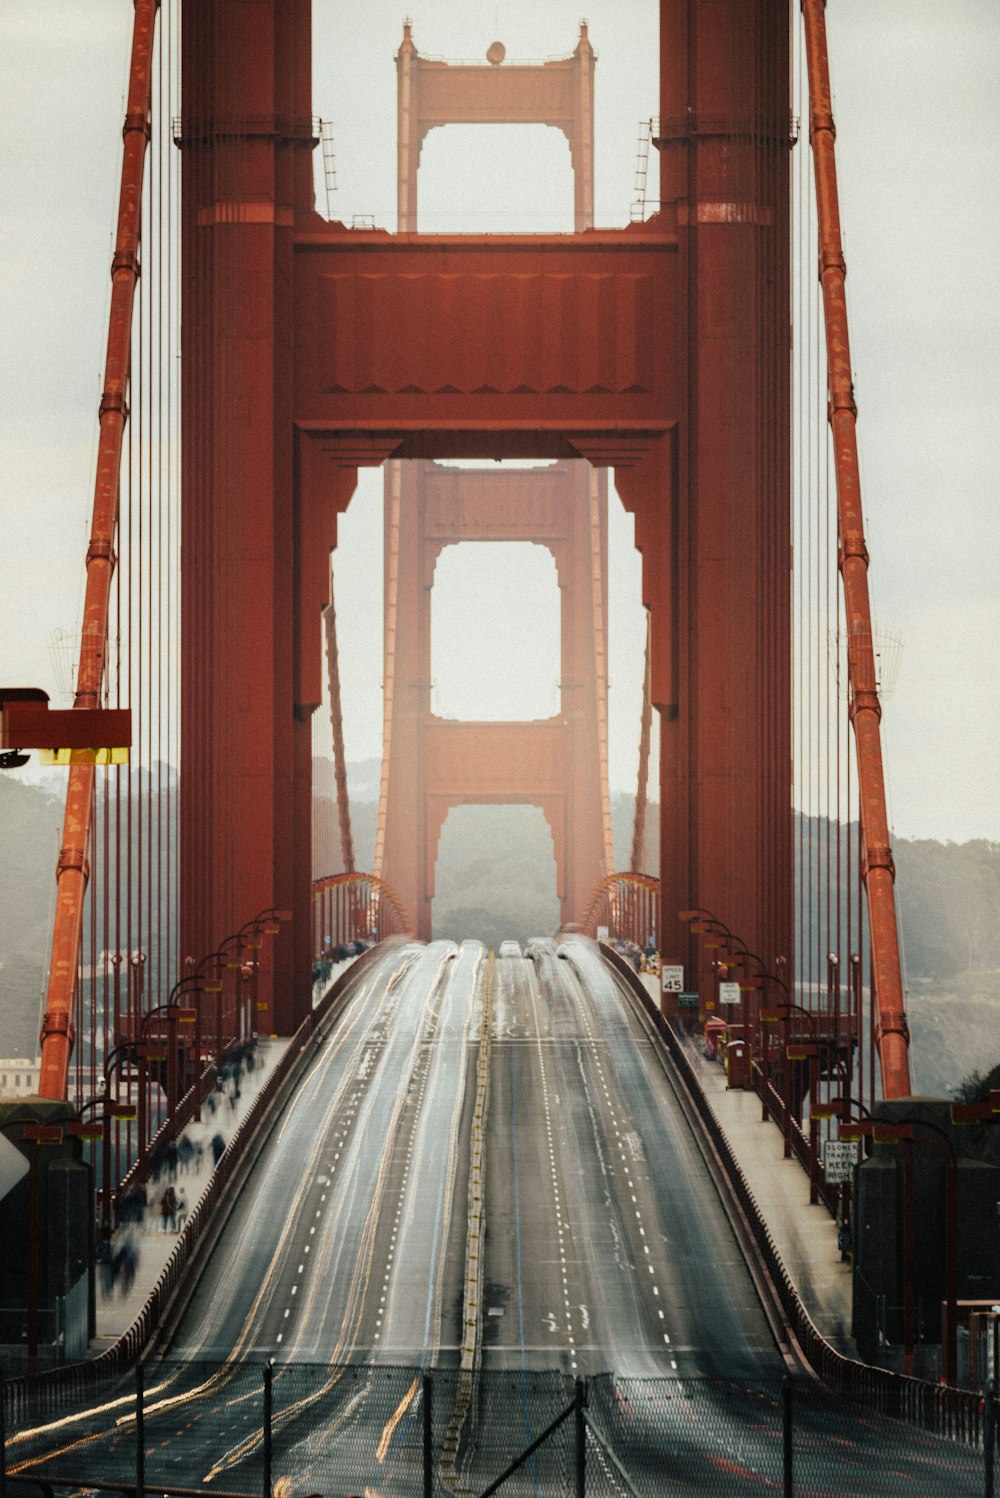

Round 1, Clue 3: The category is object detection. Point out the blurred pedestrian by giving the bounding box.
[160,1184,178,1233]
[114,1234,138,1294]
[97,1238,114,1300]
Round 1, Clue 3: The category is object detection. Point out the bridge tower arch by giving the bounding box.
[377,25,614,940]
[177,0,794,1039]
[380,459,611,939]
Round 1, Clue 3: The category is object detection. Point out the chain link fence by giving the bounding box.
[4,1361,995,1497]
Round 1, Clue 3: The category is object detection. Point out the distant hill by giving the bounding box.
[0,776,65,1058]
[3,764,999,1097]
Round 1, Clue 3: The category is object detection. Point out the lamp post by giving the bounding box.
[763,998,821,1166]
[65,1094,138,1239]
[681,907,799,1124]
[201,908,289,1061]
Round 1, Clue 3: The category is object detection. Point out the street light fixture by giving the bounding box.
[67,1093,138,1238]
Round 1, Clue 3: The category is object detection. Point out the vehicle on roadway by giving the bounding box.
[497,939,522,958]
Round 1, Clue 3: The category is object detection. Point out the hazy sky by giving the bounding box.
[0,1,997,844]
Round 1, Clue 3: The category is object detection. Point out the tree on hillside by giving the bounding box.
[952,1061,1000,1103]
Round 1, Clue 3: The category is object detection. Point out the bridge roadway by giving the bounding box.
[10,939,986,1494]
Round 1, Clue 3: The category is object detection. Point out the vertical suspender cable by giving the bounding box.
[324,584,355,874]
[630,614,653,874]
[801,0,910,1098]
[39,1,160,1101]
[588,470,615,878]
[374,464,401,883]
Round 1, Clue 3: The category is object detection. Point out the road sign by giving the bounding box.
[661,964,684,992]
[823,1139,859,1184]
[0,1132,29,1203]
[596,925,609,940]
[678,992,700,1009]
[718,981,740,1006]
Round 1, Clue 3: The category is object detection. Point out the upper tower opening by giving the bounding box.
[396,21,595,232]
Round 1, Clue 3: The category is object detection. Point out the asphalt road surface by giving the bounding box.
[8,938,987,1495]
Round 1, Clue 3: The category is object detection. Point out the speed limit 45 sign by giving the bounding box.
[661,964,684,992]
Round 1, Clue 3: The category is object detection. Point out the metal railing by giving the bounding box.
[311,872,412,962]
[578,872,659,955]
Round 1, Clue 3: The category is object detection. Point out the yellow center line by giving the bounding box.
[375,1375,419,1463]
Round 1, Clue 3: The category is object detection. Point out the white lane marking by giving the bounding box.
[575,976,682,1369]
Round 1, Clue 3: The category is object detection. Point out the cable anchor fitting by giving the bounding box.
[56,847,90,880]
[86,538,116,567]
[111,248,141,280]
[123,110,152,143]
[99,391,129,422]
[39,1009,74,1045]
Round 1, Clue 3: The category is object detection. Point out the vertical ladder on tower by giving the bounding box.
[631,116,659,222]
[316,118,337,218]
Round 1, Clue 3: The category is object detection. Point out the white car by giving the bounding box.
[497,940,522,958]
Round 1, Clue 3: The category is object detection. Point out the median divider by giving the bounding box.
[440,950,494,1483]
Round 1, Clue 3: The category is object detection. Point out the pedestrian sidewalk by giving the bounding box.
[93,1035,290,1347]
[687,1040,854,1350]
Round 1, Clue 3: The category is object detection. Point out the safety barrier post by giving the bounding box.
[135,1362,144,1498]
[423,1373,433,1498]
[263,1359,273,1498]
[986,1377,996,1498]
[783,1375,793,1497]
[1,1365,6,1498]
[574,1378,587,1498]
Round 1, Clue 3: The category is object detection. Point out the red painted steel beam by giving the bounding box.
[291,229,679,443]
[802,0,911,1099]
[1,703,131,754]
[38,0,159,1100]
